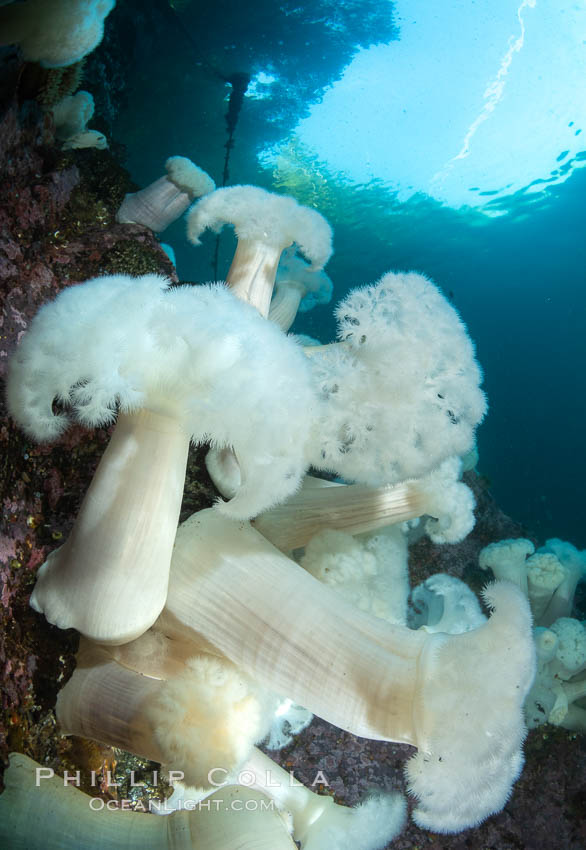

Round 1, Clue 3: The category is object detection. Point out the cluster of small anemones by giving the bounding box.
[2,179,536,849]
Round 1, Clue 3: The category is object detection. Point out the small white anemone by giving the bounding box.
[269,249,334,332]
[187,185,332,316]
[117,156,215,233]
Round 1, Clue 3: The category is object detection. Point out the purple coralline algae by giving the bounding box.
[0,96,178,787]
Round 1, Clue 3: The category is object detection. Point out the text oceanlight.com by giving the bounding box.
[86,796,279,813]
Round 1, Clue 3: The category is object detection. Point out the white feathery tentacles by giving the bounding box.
[187,185,333,315]
[306,271,487,485]
[9,274,317,643]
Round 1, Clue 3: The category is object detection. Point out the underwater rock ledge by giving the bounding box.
[0,96,186,795]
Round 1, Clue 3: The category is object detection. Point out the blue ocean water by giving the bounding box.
[116,0,585,548]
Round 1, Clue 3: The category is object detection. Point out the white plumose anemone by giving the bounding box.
[306,271,487,485]
[7,274,316,642]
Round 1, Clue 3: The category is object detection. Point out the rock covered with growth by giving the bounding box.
[0,96,185,784]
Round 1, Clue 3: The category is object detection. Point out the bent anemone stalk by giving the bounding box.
[158,508,536,833]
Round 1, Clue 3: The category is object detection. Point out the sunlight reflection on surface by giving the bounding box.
[262,0,586,213]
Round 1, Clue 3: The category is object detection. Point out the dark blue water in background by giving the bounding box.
[114,0,585,548]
